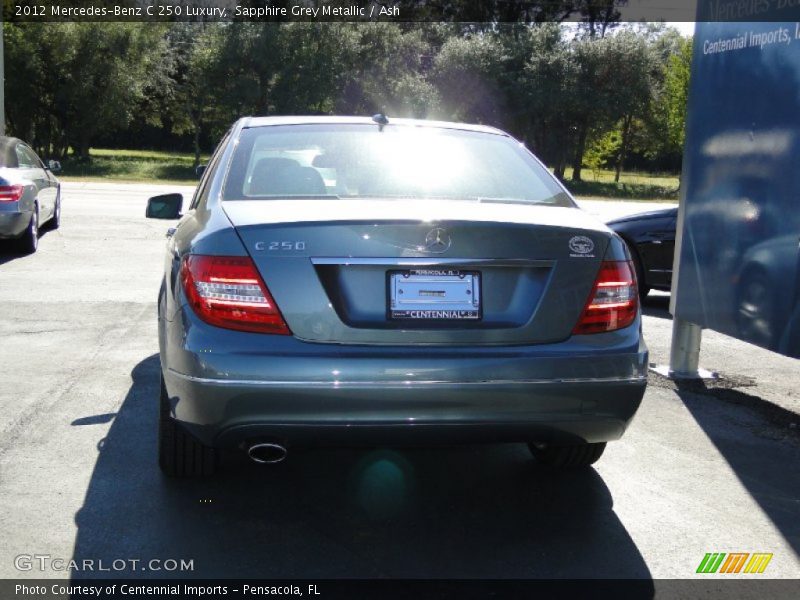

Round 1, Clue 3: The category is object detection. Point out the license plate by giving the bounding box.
[389,269,481,320]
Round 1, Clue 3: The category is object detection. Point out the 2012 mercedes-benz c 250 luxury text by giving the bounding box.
[147,116,648,477]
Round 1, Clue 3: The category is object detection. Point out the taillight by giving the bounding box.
[0,185,24,202]
[572,260,638,335]
[181,255,290,335]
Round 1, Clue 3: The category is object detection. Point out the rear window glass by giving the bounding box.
[15,145,40,169]
[223,124,573,207]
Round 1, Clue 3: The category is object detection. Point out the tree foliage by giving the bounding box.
[664,36,693,157]
[4,22,166,159]
[3,20,691,176]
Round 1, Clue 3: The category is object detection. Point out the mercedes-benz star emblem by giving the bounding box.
[423,228,451,253]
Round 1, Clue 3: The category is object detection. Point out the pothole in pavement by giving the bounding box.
[648,369,799,444]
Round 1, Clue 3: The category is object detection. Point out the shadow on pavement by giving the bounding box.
[0,243,26,265]
[674,379,800,557]
[643,288,800,557]
[641,294,671,321]
[70,354,654,582]
[0,227,56,265]
[71,413,117,426]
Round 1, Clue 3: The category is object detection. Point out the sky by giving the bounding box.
[667,22,697,37]
[561,21,696,39]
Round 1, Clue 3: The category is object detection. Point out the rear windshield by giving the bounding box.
[222,124,573,207]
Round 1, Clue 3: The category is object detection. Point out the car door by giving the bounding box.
[16,144,55,221]
[638,213,677,289]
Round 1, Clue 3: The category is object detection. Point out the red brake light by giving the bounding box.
[0,185,24,202]
[572,260,638,335]
[181,255,291,335]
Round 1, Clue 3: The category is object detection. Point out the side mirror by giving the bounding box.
[196,164,207,178]
[48,160,62,173]
[146,193,183,219]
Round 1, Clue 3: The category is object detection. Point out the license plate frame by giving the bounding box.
[388,269,482,321]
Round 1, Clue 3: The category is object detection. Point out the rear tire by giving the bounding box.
[18,205,39,254]
[529,442,606,468]
[158,375,216,477]
[50,194,61,230]
[628,244,649,301]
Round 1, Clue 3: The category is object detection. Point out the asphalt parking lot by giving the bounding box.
[0,182,797,580]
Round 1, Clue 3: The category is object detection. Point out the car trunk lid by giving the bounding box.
[223,199,612,345]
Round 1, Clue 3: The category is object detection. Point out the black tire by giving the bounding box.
[50,194,61,230]
[627,243,649,301]
[18,204,39,254]
[529,442,606,468]
[158,375,216,477]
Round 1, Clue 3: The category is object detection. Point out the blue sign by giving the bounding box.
[673,17,800,358]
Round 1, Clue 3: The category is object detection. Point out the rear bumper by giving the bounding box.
[0,211,30,238]
[161,308,648,448]
[165,370,646,447]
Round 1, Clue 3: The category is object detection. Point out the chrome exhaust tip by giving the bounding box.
[247,442,288,464]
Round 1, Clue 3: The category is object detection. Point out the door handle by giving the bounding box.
[166,227,177,238]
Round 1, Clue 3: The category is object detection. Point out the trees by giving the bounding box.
[4,22,166,159]
[162,23,227,168]
[338,24,439,118]
[433,33,506,124]
[664,36,693,161]
[3,24,48,151]
[561,26,661,182]
[518,24,579,178]
[601,31,659,182]
[2,21,692,176]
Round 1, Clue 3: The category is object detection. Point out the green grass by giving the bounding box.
[559,167,680,201]
[60,148,680,201]
[59,148,210,186]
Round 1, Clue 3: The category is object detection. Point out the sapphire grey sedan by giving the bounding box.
[0,137,61,253]
[148,116,647,477]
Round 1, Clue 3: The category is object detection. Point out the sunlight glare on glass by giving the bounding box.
[377,130,468,194]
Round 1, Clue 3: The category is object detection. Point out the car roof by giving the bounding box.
[0,136,22,149]
[241,116,510,137]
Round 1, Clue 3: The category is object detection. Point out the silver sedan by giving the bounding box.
[0,137,62,253]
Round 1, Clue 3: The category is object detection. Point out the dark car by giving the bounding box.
[0,137,62,253]
[607,207,677,299]
[147,116,647,477]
